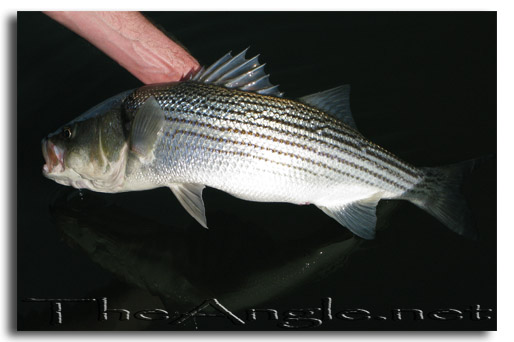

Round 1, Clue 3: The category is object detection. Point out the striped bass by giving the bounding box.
[41,49,477,240]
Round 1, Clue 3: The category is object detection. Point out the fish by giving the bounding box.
[41,49,478,240]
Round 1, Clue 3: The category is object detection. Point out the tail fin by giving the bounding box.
[402,159,481,239]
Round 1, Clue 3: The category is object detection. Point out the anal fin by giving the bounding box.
[169,183,208,228]
[318,196,381,240]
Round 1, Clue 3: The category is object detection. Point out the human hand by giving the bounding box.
[44,11,200,84]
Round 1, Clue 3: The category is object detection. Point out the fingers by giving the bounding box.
[44,11,200,84]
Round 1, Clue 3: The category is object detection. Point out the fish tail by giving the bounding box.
[402,157,491,239]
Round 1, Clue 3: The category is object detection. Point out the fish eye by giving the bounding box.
[61,127,72,139]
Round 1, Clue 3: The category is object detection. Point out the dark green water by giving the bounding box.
[17,12,496,331]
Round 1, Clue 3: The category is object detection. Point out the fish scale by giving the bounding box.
[42,49,477,240]
[123,81,422,202]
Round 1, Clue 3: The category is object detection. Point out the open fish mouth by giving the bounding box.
[42,138,65,173]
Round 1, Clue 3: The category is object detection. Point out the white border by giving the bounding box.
[3,1,508,341]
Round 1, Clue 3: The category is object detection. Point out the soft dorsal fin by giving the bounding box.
[299,85,358,131]
[191,49,284,97]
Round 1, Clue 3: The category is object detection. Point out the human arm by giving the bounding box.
[44,11,200,84]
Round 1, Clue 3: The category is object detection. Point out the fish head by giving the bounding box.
[42,90,133,192]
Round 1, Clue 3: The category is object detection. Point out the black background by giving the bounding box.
[17,11,496,331]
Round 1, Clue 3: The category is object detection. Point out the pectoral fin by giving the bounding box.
[318,196,381,240]
[130,96,165,161]
[169,183,208,228]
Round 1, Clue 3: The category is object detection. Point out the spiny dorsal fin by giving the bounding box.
[191,49,284,97]
[299,85,358,131]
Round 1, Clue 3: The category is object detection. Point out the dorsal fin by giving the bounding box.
[299,85,358,131]
[191,49,284,97]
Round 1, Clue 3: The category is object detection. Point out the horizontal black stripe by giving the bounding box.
[165,115,416,189]
[167,131,338,182]
[127,82,421,182]
[165,124,411,191]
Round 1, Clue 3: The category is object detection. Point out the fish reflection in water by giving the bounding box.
[49,188,401,318]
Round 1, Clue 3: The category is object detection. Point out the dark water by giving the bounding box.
[17,12,496,331]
